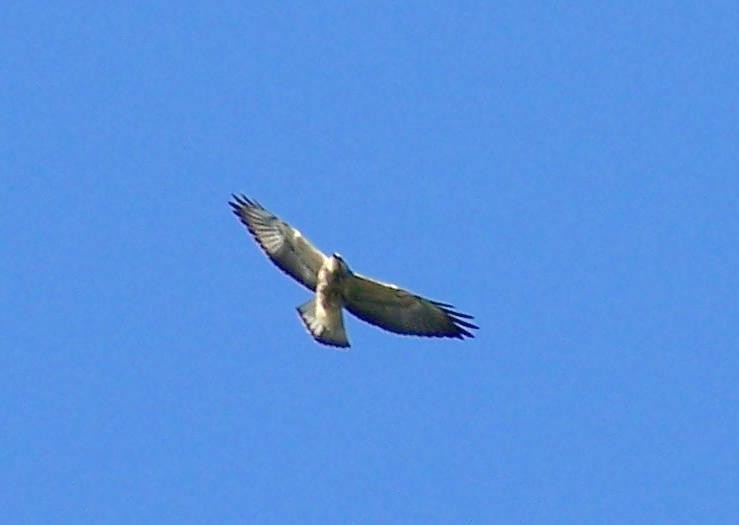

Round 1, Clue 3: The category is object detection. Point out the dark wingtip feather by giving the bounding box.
[229,193,263,210]
[434,304,479,339]
[456,326,475,338]
[449,315,477,327]
[430,299,455,309]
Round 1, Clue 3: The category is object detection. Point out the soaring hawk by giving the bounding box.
[229,194,478,348]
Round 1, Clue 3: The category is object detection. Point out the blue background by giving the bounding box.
[2,2,738,523]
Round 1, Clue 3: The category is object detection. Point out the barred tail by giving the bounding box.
[296,298,350,349]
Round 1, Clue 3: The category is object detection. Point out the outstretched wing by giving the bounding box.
[229,194,327,290]
[343,274,478,339]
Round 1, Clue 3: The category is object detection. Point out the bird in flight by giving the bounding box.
[229,194,478,349]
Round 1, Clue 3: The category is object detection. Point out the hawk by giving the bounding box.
[229,194,478,348]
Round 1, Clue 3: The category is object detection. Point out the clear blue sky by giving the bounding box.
[2,2,738,523]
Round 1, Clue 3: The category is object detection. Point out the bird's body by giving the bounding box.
[229,194,477,349]
[299,255,351,347]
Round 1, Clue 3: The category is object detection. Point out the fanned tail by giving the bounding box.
[296,298,350,349]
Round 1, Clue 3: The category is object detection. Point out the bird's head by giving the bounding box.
[330,252,351,275]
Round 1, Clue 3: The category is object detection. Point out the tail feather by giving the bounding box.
[296,298,350,349]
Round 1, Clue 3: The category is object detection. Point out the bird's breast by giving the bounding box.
[317,261,346,309]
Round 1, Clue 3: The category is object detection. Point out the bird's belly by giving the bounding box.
[316,280,344,310]
[315,266,345,330]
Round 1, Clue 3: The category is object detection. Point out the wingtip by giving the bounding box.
[455,326,476,339]
[437,305,479,339]
[229,193,259,208]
